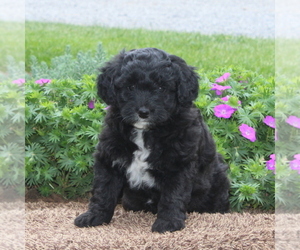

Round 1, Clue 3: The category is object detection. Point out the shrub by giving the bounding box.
[275,76,300,211]
[0,56,25,81]
[25,44,108,198]
[25,76,107,198]
[0,80,25,195]
[29,43,106,80]
[195,68,275,211]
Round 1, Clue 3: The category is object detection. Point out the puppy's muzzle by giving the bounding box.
[138,107,150,119]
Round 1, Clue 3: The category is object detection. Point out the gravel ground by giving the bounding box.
[1,0,299,38]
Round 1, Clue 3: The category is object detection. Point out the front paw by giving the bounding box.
[74,211,109,228]
[151,218,185,233]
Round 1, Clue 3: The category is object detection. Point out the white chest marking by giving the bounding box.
[126,129,155,188]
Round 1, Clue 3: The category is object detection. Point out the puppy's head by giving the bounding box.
[97,48,199,129]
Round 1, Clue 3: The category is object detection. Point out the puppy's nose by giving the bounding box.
[138,107,150,119]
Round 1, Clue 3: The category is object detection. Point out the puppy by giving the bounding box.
[75,48,230,233]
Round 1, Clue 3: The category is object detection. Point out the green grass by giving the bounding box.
[25,22,275,77]
[275,38,300,78]
[0,22,25,71]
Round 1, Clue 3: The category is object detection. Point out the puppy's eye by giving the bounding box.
[128,85,135,91]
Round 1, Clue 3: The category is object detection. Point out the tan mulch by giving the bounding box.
[22,201,276,250]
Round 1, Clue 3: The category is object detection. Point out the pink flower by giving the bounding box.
[215,73,231,83]
[35,78,51,86]
[220,95,242,105]
[88,100,95,109]
[214,104,236,118]
[286,116,300,129]
[103,106,111,110]
[220,96,230,102]
[211,83,231,95]
[289,154,300,173]
[289,159,300,171]
[12,78,25,86]
[239,124,256,142]
[266,154,275,172]
[263,116,276,129]
[294,154,300,160]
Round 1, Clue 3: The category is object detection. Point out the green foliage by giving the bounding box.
[0,81,25,194]
[25,76,107,198]
[29,43,106,80]
[0,56,25,81]
[275,76,300,211]
[195,67,275,211]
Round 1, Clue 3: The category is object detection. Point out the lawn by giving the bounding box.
[0,22,25,71]
[24,22,275,77]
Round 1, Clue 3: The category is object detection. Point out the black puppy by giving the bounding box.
[75,48,230,233]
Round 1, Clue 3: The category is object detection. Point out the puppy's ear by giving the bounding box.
[96,52,125,105]
[170,55,199,106]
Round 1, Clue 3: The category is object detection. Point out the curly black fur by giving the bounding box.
[74,48,230,233]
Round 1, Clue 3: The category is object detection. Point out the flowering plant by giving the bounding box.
[275,76,300,211]
[0,80,25,195]
[195,67,275,211]
[25,76,108,198]
[25,44,108,198]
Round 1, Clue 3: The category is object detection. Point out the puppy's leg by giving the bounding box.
[74,159,124,228]
[208,168,230,213]
[188,157,230,213]
[204,155,230,213]
[152,172,192,233]
[122,187,158,214]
